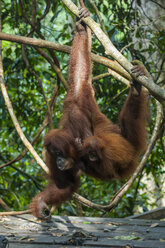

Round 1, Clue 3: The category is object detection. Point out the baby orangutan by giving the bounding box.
[79,61,149,180]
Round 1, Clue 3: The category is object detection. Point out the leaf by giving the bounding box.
[150,223,159,228]
[19,236,29,241]
[114,235,141,240]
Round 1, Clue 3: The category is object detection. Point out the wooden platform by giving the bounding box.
[0,214,165,247]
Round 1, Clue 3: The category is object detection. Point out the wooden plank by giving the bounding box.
[42,214,164,227]
[10,245,95,248]
[84,239,165,248]
[11,214,165,227]
[7,237,165,248]
[1,227,165,242]
[51,215,165,227]
[6,214,155,224]
[1,217,165,239]
[126,207,165,220]
[0,214,165,248]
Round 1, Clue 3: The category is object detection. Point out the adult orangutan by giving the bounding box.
[29,8,92,220]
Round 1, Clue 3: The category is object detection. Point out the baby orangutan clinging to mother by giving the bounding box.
[80,65,149,180]
[30,7,149,220]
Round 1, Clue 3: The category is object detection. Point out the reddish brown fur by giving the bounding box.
[29,129,81,220]
[80,68,149,180]
[30,8,149,219]
[29,13,93,220]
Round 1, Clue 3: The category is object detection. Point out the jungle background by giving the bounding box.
[0,0,165,218]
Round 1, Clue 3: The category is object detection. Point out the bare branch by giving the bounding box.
[0,93,59,170]
[38,0,51,21]
[0,118,48,169]
[0,79,59,170]
[22,45,53,128]
[149,0,165,10]
[0,198,10,211]
[108,68,130,86]
[88,0,108,36]
[35,47,68,89]
[109,87,128,103]
[0,209,31,216]
[0,34,49,175]
[19,0,65,89]
[93,54,131,80]
[0,75,49,173]
[31,0,36,26]
[93,71,130,86]
[120,41,137,54]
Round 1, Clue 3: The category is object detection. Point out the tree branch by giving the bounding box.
[19,0,65,89]
[0,80,59,170]
[0,209,31,216]
[0,75,49,173]
[35,47,68,89]
[108,68,130,86]
[61,0,165,102]
[22,45,53,129]
[88,0,108,36]
[0,198,10,211]
[0,32,131,80]
[93,71,130,86]
[0,37,49,173]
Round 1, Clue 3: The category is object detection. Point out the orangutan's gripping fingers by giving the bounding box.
[131,62,148,78]
[78,7,90,19]
[37,197,51,221]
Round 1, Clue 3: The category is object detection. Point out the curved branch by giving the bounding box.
[120,41,137,54]
[0,198,10,211]
[109,87,128,103]
[0,82,59,169]
[35,47,68,89]
[93,71,130,86]
[93,54,131,80]
[149,0,165,10]
[0,76,49,174]
[19,1,53,129]
[19,0,65,89]
[108,68,130,86]
[0,153,42,189]
[22,45,52,128]
[38,0,51,21]
[0,209,31,216]
[88,0,108,36]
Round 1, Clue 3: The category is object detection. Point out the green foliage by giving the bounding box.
[0,0,164,218]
